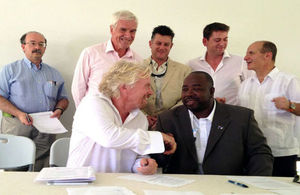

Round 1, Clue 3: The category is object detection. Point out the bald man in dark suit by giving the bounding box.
[153,71,273,175]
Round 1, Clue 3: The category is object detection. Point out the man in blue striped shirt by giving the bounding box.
[0,31,69,171]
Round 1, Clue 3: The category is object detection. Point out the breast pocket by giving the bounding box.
[238,94,250,107]
[43,81,60,100]
[263,93,285,113]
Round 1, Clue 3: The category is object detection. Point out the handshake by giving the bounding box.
[161,133,177,155]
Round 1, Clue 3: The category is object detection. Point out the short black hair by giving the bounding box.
[151,25,175,41]
[260,41,277,62]
[203,22,229,40]
[20,31,47,45]
[190,71,214,87]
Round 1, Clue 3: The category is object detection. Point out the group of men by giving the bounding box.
[0,10,299,177]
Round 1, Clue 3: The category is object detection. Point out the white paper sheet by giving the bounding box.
[67,186,136,195]
[35,166,96,184]
[271,188,300,195]
[144,190,204,195]
[228,176,300,190]
[221,194,275,195]
[29,111,67,134]
[119,174,194,187]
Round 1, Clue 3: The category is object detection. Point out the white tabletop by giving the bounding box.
[0,171,296,195]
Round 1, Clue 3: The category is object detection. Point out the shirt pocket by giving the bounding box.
[43,81,60,100]
[263,93,285,113]
[238,94,249,107]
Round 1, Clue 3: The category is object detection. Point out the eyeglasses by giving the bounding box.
[24,42,47,48]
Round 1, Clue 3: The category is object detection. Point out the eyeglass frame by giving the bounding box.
[23,41,47,48]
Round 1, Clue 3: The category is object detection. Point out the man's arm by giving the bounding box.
[245,110,273,176]
[0,95,32,126]
[73,99,175,155]
[50,98,69,119]
[71,49,90,108]
[272,97,300,116]
[272,77,300,116]
[150,114,173,168]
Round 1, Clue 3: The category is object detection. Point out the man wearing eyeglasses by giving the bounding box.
[0,31,69,171]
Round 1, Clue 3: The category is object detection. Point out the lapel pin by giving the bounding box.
[217,125,224,130]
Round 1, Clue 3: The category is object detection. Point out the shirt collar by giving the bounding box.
[250,66,279,82]
[24,57,43,70]
[200,50,230,61]
[150,58,168,75]
[188,100,217,122]
[105,39,134,58]
[266,66,279,80]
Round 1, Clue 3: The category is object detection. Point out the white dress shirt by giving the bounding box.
[238,67,300,157]
[67,93,164,172]
[188,101,216,163]
[188,51,253,105]
[71,40,142,107]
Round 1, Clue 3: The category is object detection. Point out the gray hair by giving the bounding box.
[99,60,150,98]
[111,10,138,28]
[20,31,47,44]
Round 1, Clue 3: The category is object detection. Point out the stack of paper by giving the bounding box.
[29,111,68,134]
[35,167,96,185]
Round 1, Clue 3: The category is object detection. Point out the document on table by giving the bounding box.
[270,188,300,195]
[29,111,67,134]
[221,194,275,195]
[228,176,300,190]
[67,186,136,195]
[144,190,204,195]
[35,167,96,185]
[119,174,194,187]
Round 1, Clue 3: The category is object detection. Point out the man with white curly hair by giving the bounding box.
[67,60,176,174]
[72,10,142,108]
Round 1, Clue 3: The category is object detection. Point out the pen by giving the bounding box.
[228,180,248,188]
[25,113,31,123]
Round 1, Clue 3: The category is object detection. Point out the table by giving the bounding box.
[0,172,296,195]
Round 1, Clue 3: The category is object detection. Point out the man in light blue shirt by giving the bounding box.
[0,31,69,171]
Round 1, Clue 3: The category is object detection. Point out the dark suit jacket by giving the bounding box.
[154,102,273,175]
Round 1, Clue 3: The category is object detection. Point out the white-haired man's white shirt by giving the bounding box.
[67,93,164,172]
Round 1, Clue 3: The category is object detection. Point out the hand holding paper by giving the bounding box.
[29,111,67,134]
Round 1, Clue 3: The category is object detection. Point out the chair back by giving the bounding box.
[0,134,36,171]
[49,137,70,167]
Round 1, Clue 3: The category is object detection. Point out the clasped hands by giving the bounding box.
[137,132,176,175]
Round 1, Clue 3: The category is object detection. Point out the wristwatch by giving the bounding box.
[289,101,296,112]
[54,107,64,115]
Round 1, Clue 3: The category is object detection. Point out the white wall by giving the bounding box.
[1,0,300,133]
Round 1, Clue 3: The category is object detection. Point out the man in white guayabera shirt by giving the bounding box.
[238,41,300,177]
